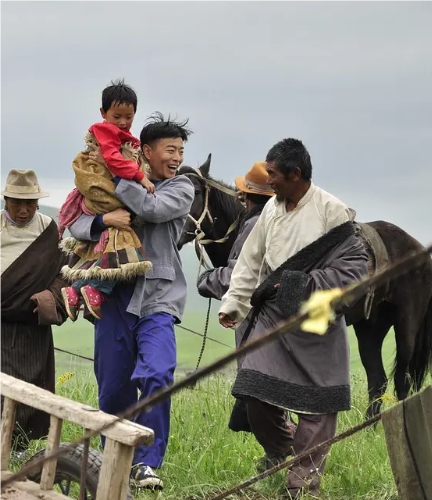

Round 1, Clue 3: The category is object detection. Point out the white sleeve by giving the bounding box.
[219,206,267,322]
[325,203,353,232]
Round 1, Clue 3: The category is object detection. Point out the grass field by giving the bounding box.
[21,371,401,500]
[27,311,407,499]
[52,310,397,375]
[52,310,238,373]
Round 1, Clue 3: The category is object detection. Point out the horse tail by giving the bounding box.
[408,296,432,391]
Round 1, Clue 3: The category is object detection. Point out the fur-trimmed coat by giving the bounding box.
[59,131,151,282]
[229,222,368,426]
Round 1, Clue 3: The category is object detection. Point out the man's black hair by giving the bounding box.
[265,138,312,181]
[140,112,193,147]
[102,78,138,113]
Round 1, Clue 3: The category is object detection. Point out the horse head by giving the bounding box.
[177,154,214,250]
[177,154,245,268]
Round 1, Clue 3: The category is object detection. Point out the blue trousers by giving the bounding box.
[94,283,177,468]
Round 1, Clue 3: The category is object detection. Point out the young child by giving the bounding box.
[59,79,153,321]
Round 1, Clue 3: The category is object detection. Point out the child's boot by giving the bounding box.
[80,285,103,320]
[61,286,82,322]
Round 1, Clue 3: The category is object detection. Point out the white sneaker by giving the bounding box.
[130,464,164,490]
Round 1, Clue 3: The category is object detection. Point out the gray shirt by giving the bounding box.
[69,175,194,321]
[197,212,262,300]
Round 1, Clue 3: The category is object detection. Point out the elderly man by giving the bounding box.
[197,161,274,300]
[219,139,368,499]
[1,169,68,450]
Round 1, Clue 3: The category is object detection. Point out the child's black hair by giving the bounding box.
[102,78,138,113]
[140,112,193,146]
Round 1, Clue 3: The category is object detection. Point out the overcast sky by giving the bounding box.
[2,1,431,244]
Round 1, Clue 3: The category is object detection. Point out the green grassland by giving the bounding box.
[44,310,403,499]
[53,309,397,375]
[26,369,402,500]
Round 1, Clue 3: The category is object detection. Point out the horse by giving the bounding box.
[178,155,245,269]
[177,154,432,419]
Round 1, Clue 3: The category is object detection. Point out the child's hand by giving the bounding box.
[140,177,155,194]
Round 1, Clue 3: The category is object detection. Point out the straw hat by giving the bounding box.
[1,169,49,200]
[235,162,274,197]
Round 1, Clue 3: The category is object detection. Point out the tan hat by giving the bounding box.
[235,161,274,197]
[1,169,49,200]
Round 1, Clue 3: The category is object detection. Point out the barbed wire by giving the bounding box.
[54,347,94,362]
[177,324,232,349]
[2,241,431,490]
[53,323,232,364]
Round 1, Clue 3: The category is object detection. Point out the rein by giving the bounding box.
[181,168,241,372]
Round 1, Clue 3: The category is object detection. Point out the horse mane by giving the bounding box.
[207,175,244,222]
[178,165,245,223]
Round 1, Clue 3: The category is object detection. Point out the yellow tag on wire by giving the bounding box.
[299,288,344,335]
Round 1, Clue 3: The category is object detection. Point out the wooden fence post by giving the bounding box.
[40,416,63,490]
[1,397,17,470]
[96,438,134,500]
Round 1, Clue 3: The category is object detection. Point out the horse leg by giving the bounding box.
[392,303,428,401]
[354,310,393,419]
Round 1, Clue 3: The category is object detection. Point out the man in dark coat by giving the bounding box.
[219,139,369,498]
[1,169,68,450]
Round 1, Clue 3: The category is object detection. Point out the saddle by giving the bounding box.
[354,222,389,319]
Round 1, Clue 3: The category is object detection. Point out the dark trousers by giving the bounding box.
[245,397,337,494]
[94,284,177,469]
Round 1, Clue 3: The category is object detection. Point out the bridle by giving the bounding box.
[185,169,214,243]
[180,168,242,372]
[182,168,241,277]
[181,164,268,373]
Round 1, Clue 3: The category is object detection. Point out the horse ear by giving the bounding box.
[199,154,212,177]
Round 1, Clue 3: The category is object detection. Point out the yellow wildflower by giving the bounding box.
[56,371,75,387]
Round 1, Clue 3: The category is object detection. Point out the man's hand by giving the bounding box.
[219,312,237,329]
[30,295,38,314]
[102,208,131,231]
[89,148,105,166]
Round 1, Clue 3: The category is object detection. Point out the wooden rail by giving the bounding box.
[1,372,154,500]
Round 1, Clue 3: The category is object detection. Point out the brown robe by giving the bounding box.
[1,219,68,445]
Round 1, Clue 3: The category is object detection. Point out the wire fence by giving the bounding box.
[2,241,432,496]
[53,323,232,364]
